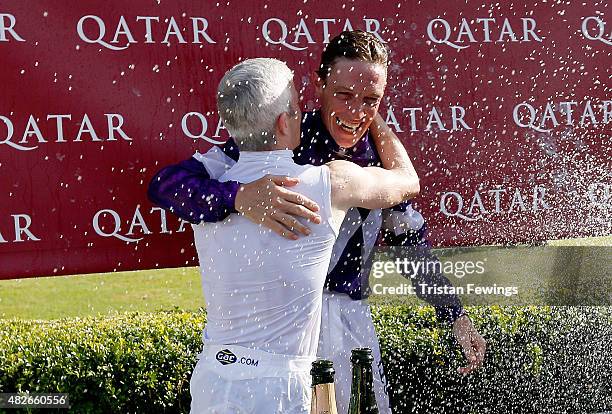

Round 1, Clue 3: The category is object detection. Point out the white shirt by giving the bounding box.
[192,150,338,357]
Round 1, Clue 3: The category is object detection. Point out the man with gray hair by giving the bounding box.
[188,57,419,413]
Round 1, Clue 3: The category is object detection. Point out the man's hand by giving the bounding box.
[452,315,486,375]
[235,175,321,240]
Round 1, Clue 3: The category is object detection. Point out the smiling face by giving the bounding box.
[315,57,387,148]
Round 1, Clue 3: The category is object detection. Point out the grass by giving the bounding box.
[0,267,203,320]
[547,235,611,246]
[0,236,609,320]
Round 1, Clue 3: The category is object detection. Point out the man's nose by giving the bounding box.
[349,102,367,120]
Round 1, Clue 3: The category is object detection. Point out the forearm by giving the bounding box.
[147,157,240,224]
[367,168,420,206]
[370,114,420,193]
[408,250,464,323]
[386,229,463,323]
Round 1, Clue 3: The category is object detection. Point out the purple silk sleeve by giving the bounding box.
[147,156,241,224]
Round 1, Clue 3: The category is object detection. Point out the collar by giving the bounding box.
[238,149,295,164]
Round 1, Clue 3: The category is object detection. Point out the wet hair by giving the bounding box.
[316,30,389,82]
[217,58,294,151]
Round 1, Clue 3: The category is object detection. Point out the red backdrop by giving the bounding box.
[0,1,610,279]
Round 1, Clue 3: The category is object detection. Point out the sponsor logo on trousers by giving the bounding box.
[215,349,259,367]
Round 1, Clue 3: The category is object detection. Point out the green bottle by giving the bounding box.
[310,359,339,414]
[347,348,379,414]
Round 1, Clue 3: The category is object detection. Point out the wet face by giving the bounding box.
[315,58,387,148]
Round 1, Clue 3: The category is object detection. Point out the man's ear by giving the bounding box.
[311,72,325,98]
[275,111,290,138]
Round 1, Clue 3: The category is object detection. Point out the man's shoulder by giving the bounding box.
[289,164,331,200]
[191,138,240,166]
[295,163,329,181]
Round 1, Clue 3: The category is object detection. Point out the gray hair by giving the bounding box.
[217,58,294,151]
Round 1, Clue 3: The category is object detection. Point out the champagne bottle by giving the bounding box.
[310,359,339,414]
[347,348,379,414]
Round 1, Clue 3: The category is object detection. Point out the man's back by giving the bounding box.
[192,150,337,357]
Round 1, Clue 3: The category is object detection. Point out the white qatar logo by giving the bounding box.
[513,101,612,132]
[383,105,472,132]
[181,112,227,144]
[0,113,132,151]
[440,186,550,221]
[427,17,542,50]
[76,15,216,51]
[581,16,612,46]
[92,205,189,243]
[0,214,41,243]
[587,182,611,207]
[262,17,385,50]
[0,13,25,42]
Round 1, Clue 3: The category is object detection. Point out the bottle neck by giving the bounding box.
[348,364,379,414]
[312,372,335,387]
[311,382,338,414]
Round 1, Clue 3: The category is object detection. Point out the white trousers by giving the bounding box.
[317,292,392,413]
[190,344,314,414]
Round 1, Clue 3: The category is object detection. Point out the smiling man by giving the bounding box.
[149,31,486,413]
[189,57,419,413]
[315,56,385,146]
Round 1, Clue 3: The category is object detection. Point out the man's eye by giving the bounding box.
[365,98,379,106]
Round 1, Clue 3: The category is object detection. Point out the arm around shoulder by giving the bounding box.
[147,155,240,224]
[328,160,419,212]
[370,113,420,198]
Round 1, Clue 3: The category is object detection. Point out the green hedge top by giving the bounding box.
[1,306,611,414]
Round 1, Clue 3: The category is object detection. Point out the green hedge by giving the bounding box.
[375,306,612,413]
[1,306,611,413]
